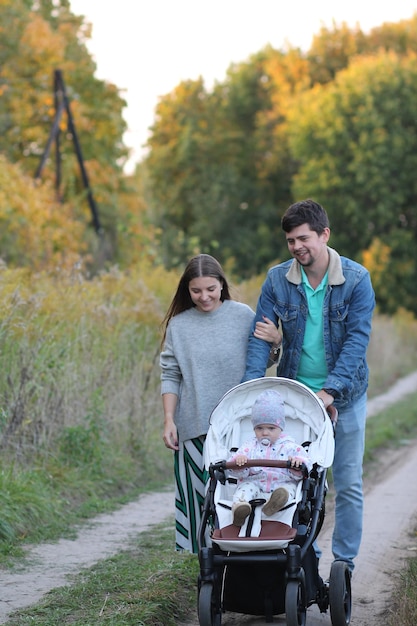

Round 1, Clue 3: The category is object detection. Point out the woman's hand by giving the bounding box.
[254,316,282,346]
[162,393,179,451]
[163,417,179,451]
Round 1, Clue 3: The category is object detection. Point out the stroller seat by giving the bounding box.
[210,464,305,552]
[204,377,334,553]
[212,520,297,543]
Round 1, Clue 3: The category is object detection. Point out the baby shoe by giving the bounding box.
[262,487,289,516]
[232,501,251,526]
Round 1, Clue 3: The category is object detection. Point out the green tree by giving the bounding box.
[363,231,417,314]
[196,50,286,276]
[307,16,417,86]
[146,78,211,266]
[146,16,417,285]
[146,48,305,276]
[288,52,417,313]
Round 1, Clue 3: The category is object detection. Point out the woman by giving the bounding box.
[160,254,280,553]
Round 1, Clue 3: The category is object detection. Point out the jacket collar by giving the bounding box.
[286,247,345,286]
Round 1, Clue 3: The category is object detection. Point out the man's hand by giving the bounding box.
[316,389,334,409]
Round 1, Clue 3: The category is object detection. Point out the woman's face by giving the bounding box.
[188,276,223,313]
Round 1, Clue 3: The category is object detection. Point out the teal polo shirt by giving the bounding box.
[296,268,328,392]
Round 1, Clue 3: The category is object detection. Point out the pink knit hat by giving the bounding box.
[251,389,286,430]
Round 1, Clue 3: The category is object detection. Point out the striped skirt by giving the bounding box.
[174,436,209,553]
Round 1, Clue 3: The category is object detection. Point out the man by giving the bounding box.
[243,199,375,573]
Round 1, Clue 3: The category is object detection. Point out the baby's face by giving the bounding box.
[254,423,282,445]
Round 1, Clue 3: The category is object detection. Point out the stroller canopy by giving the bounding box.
[205,377,335,469]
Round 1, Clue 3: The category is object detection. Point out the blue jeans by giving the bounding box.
[331,393,367,572]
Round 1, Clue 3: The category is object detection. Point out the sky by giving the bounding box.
[69,0,417,173]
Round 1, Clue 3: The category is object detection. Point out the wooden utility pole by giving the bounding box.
[35,69,102,235]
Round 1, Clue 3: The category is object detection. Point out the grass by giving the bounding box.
[388,554,417,626]
[0,449,171,562]
[4,522,200,626]
[366,309,417,396]
[364,391,417,466]
[365,391,417,626]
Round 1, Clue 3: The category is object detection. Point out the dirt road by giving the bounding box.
[1,372,417,625]
[0,491,174,623]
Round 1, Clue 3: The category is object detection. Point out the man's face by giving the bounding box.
[285,223,330,268]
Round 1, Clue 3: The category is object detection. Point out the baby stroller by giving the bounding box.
[197,377,352,626]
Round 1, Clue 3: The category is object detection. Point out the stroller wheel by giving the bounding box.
[198,582,221,626]
[329,561,352,626]
[285,579,307,626]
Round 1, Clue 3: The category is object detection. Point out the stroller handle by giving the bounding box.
[220,458,309,477]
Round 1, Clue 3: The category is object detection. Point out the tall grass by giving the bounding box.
[0,264,171,555]
[0,265,163,457]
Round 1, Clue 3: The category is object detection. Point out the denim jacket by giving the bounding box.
[243,247,375,409]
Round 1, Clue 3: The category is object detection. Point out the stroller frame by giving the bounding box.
[197,377,352,626]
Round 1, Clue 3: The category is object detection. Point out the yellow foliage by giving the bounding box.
[0,8,93,165]
[362,237,390,284]
[137,262,180,312]
[20,15,63,65]
[0,156,87,270]
[0,263,166,344]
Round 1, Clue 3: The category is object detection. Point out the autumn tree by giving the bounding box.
[307,21,367,85]
[116,162,158,268]
[0,155,86,269]
[0,1,127,171]
[365,14,417,55]
[0,0,149,269]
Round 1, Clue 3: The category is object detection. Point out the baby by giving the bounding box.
[230,388,312,526]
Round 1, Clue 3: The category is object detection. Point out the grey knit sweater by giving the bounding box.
[160,299,254,442]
